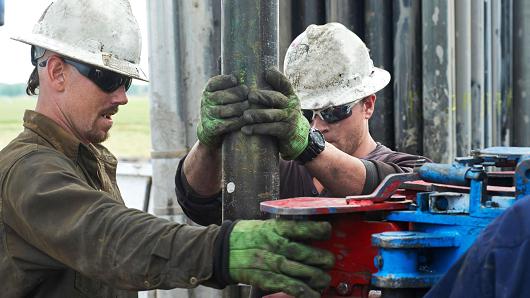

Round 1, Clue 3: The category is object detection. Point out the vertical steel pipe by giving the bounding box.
[500,0,513,146]
[291,0,325,36]
[279,0,292,71]
[0,0,4,26]
[178,0,221,149]
[393,0,423,155]
[365,0,394,149]
[147,1,190,296]
[422,0,455,163]
[491,0,503,146]
[326,0,365,39]
[221,1,279,220]
[147,0,187,219]
[455,0,472,156]
[222,4,279,296]
[177,3,224,297]
[484,0,493,147]
[490,0,513,146]
[471,0,485,150]
[513,0,530,146]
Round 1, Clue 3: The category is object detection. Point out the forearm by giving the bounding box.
[183,141,222,196]
[305,142,366,197]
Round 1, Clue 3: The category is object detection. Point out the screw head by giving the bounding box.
[336,282,351,296]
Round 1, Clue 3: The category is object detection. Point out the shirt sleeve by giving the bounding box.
[174,155,223,226]
[2,149,229,290]
[378,151,431,173]
[360,147,431,194]
[360,159,405,194]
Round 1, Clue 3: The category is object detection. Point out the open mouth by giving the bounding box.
[101,109,117,120]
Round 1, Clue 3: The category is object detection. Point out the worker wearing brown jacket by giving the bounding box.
[0,1,334,297]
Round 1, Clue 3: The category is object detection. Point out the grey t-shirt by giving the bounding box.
[175,143,429,225]
[279,143,429,199]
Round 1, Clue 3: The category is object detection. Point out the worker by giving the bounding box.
[424,194,530,297]
[176,23,429,225]
[0,1,335,297]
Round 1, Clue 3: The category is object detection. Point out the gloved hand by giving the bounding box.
[197,74,249,149]
[229,219,335,298]
[242,69,311,160]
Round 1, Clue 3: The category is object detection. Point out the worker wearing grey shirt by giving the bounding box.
[176,23,429,226]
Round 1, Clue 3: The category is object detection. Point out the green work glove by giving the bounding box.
[197,74,249,148]
[229,219,335,298]
[242,69,311,160]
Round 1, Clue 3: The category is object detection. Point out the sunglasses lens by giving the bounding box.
[321,104,353,123]
[65,58,132,93]
[89,69,131,93]
[302,110,314,122]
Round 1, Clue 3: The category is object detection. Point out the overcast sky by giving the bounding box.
[0,0,149,84]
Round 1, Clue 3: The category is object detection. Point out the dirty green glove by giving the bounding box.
[242,69,311,160]
[229,219,335,298]
[197,74,249,148]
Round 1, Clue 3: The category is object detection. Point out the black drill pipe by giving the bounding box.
[221,0,279,221]
[222,2,279,296]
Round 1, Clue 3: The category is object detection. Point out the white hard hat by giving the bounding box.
[12,0,148,81]
[284,22,390,110]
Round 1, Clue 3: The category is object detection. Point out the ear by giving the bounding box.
[45,56,66,92]
[362,94,376,120]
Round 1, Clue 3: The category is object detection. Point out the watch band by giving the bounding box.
[296,128,325,164]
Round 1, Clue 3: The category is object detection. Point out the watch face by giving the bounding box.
[311,128,326,147]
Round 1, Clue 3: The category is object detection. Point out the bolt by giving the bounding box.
[336,282,351,296]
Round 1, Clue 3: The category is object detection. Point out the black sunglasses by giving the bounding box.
[302,101,357,124]
[38,57,132,93]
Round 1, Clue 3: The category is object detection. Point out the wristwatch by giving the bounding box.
[296,128,326,164]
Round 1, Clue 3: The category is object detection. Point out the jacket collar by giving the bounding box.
[23,110,82,160]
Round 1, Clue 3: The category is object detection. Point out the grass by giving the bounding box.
[0,95,151,160]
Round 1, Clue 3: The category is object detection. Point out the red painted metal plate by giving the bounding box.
[260,197,411,215]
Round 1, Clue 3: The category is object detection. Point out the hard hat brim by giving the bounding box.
[12,33,149,82]
[299,66,390,110]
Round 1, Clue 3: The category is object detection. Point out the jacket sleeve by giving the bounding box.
[174,155,222,226]
[425,195,530,298]
[2,149,230,290]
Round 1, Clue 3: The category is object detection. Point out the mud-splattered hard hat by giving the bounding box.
[284,22,389,110]
[12,0,147,81]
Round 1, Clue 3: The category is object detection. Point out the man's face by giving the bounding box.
[61,63,129,144]
[307,97,374,157]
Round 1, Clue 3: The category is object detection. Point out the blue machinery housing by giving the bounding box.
[372,147,530,292]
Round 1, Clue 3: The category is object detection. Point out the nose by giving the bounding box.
[312,116,329,133]
[112,86,129,106]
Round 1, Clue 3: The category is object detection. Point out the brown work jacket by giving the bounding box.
[0,110,221,297]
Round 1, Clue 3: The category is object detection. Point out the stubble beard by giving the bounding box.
[86,128,110,144]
